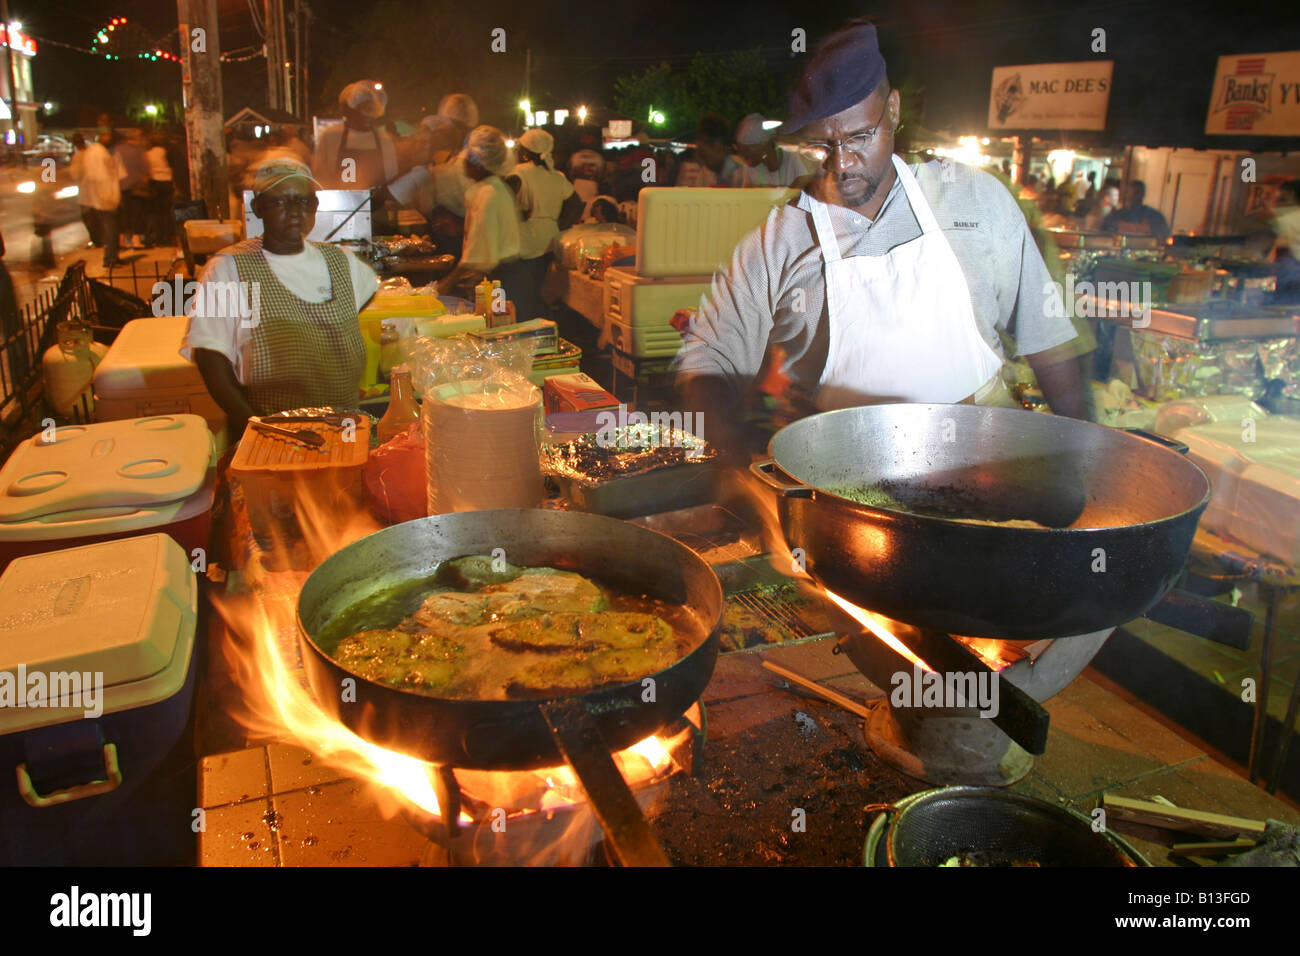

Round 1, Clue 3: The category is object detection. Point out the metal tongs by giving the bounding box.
[249,420,325,448]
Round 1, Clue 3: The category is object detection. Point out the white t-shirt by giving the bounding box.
[730,147,812,188]
[460,176,521,273]
[146,146,173,182]
[515,161,575,260]
[180,243,378,384]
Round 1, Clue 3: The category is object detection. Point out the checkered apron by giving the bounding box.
[226,238,366,415]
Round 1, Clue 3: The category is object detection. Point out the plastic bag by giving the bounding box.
[363,423,426,523]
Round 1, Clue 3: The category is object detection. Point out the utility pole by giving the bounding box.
[177,0,229,219]
[292,0,303,118]
[265,0,287,112]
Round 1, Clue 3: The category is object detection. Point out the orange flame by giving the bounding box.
[215,470,679,830]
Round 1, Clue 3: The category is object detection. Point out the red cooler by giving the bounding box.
[0,414,216,573]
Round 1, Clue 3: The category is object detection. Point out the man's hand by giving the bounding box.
[1026,350,1093,421]
[679,374,749,466]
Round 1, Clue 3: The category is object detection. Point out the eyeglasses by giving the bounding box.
[260,194,319,213]
[802,103,891,163]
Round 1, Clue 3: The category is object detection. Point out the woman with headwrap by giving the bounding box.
[435,126,530,309]
[313,80,398,190]
[511,128,585,321]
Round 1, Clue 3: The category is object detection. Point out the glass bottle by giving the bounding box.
[378,319,401,384]
[377,363,420,443]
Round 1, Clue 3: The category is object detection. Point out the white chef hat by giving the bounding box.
[340,80,387,118]
[464,125,509,174]
[437,93,479,128]
[735,113,771,146]
[518,128,555,170]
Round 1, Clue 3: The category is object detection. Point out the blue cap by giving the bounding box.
[781,21,888,135]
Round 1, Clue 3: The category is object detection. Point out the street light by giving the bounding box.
[144,104,158,116]
[577,105,588,124]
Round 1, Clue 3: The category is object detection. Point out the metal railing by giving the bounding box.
[0,262,97,460]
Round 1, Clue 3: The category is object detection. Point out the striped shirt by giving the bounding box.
[673,158,1078,398]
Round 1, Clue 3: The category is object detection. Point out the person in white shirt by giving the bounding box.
[435,127,526,308]
[511,128,584,320]
[145,130,174,248]
[312,80,398,190]
[181,156,378,438]
[76,130,124,267]
[730,113,815,188]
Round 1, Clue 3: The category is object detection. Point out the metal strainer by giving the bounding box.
[864,786,1147,867]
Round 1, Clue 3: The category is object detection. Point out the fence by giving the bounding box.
[0,262,100,460]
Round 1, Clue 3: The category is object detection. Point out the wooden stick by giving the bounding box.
[761,660,874,719]
[1102,794,1267,841]
[1167,839,1258,858]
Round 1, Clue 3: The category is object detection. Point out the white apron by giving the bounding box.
[812,154,1006,411]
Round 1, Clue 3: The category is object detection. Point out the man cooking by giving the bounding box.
[674,20,1090,457]
[313,80,398,191]
[182,157,378,439]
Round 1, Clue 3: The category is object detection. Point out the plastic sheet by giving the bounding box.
[1130,331,1299,401]
[408,334,543,514]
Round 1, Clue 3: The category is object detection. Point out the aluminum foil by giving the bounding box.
[1130,332,1300,401]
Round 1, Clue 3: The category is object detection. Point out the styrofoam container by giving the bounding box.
[0,414,217,572]
[1178,417,1300,565]
[93,316,229,451]
[0,533,199,864]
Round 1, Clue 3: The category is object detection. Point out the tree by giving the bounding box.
[614,49,784,139]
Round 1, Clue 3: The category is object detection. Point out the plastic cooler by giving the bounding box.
[229,415,371,551]
[93,315,229,452]
[0,414,217,573]
[0,533,198,864]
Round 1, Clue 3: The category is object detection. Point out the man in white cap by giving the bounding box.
[312,79,398,190]
[182,156,378,437]
[435,126,527,306]
[511,127,585,319]
[425,93,479,164]
[730,113,814,189]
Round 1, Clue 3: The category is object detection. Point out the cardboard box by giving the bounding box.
[544,373,620,414]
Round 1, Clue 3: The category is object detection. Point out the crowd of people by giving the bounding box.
[61,119,188,269]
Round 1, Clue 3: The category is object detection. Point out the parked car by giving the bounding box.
[22,135,73,164]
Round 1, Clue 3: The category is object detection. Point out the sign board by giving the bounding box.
[1206,51,1300,136]
[987,61,1113,131]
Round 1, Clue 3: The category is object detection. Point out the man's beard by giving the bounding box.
[823,168,885,209]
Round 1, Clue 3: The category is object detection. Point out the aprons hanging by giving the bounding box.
[811,154,1007,411]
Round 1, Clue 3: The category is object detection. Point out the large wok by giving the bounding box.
[752,404,1211,640]
[296,509,723,866]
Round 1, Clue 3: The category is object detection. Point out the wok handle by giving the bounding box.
[1122,428,1189,456]
[749,459,814,498]
[539,698,671,867]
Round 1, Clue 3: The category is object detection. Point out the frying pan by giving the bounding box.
[296,509,724,866]
[751,404,1212,640]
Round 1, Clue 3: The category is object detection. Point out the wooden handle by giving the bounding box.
[762,660,873,719]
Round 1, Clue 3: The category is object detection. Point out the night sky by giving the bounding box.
[15,0,1300,149]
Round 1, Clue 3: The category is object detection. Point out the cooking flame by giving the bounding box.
[821,588,935,673]
[214,469,679,830]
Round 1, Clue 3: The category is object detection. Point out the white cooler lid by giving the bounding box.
[0,534,197,732]
[0,414,213,523]
[93,315,203,394]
